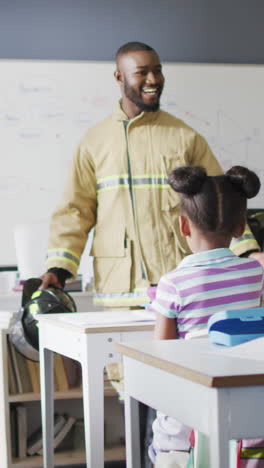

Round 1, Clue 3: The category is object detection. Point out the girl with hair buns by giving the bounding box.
[148,166,264,468]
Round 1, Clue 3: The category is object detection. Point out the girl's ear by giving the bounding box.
[233,220,246,238]
[179,214,191,237]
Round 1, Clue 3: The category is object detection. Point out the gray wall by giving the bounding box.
[0,0,263,63]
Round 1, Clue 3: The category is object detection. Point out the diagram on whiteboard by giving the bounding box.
[164,102,264,177]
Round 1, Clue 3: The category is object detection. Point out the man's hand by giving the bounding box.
[249,252,264,269]
[39,272,63,290]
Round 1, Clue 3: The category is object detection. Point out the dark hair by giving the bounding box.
[168,165,261,236]
[115,42,156,62]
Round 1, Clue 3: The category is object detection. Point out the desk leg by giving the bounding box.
[208,389,230,468]
[81,335,105,468]
[124,393,141,468]
[39,344,54,468]
[0,331,10,468]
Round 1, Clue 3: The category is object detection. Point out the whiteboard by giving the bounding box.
[1,60,264,266]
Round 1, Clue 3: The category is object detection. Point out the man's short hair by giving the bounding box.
[115,42,156,62]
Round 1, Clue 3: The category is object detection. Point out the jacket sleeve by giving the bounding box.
[46,142,97,278]
[230,228,260,257]
[190,133,260,256]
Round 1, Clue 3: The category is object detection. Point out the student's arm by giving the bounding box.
[247,251,264,270]
[259,269,264,306]
[154,313,177,340]
[147,275,179,340]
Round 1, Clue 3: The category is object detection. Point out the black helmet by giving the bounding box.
[9,278,76,361]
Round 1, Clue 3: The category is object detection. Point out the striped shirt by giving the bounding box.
[149,248,264,338]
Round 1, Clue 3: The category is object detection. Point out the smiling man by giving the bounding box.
[40,42,261,467]
[42,41,260,302]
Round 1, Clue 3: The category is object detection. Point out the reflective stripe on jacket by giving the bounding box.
[46,103,259,307]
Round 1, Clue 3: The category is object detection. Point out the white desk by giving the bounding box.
[38,311,154,468]
[115,338,264,468]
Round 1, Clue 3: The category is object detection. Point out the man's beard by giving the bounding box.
[124,79,161,112]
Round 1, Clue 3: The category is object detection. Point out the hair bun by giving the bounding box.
[168,166,207,195]
[226,166,261,199]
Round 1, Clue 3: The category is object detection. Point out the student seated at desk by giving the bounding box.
[147,165,264,468]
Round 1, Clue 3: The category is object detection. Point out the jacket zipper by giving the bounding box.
[123,121,147,281]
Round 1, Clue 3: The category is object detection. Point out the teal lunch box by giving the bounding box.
[207,308,264,346]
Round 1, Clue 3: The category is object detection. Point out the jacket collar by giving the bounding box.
[113,99,161,124]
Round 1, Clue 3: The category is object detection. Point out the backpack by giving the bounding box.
[247,211,264,251]
[190,431,264,467]
[236,439,264,467]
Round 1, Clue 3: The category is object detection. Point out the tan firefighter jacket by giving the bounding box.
[46,102,260,307]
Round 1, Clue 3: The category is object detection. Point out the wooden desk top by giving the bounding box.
[37,310,155,334]
[115,338,264,388]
